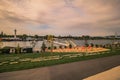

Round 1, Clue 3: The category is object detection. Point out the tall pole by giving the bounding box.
[0,38,3,49]
[14,29,17,40]
[14,29,17,47]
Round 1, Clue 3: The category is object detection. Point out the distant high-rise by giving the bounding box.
[115,32,117,38]
[14,29,17,39]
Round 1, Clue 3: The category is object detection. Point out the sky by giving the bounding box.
[0,0,120,36]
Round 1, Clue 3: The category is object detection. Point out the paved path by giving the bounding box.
[0,55,120,80]
[84,66,120,80]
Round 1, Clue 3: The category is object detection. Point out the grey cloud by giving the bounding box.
[0,0,120,36]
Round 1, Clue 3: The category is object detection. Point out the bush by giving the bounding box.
[64,46,67,49]
[59,45,62,49]
[90,43,94,47]
[15,48,21,54]
[95,44,99,48]
[85,44,89,47]
[1,47,10,54]
[69,44,72,49]
[48,47,51,50]
[41,42,46,52]
[0,49,2,54]
[99,45,103,47]
[103,45,105,48]
[54,46,57,49]
[23,48,33,53]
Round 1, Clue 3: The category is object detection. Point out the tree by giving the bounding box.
[64,46,67,49]
[48,47,51,50]
[34,35,39,39]
[22,34,28,41]
[95,44,98,48]
[0,32,3,37]
[41,42,46,52]
[99,44,103,47]
[16,44,21,54]
[69,44,72,49]
[85,43,89,47]
[90,43,94,51]
[47,35,54,52]
[54,46,57,49]
[90,43,94,47]
[82,35,90,47]
[59,45,62,49]
[0,38,3,49]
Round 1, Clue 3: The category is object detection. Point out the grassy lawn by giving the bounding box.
[0,52,79,62]
[0,49,120,73]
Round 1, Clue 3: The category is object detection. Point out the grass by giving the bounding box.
[0,49,120,73]
[0,52,78,62]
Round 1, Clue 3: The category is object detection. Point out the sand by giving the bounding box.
[51,47,110,53]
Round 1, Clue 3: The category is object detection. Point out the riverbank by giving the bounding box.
[0,49,120,73]
[0,55,120,80]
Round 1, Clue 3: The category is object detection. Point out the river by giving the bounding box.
[1,40,120,51]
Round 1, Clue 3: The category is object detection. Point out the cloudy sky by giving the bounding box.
[0,0,120,36]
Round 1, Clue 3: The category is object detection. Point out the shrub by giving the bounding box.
[48,47,51,50]
[95,44,99,48]
[85,44,89,47]
[54,46,57,49]
[59,45,62,49]
[1,47,10,54]
[90,43,94,47]
[23,48,33,53]
[64,46,67,49]
[41,42,46,52]
[69,44,72,49]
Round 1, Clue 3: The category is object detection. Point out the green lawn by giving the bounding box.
[0,52,79,61]
[0,49,120,73]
